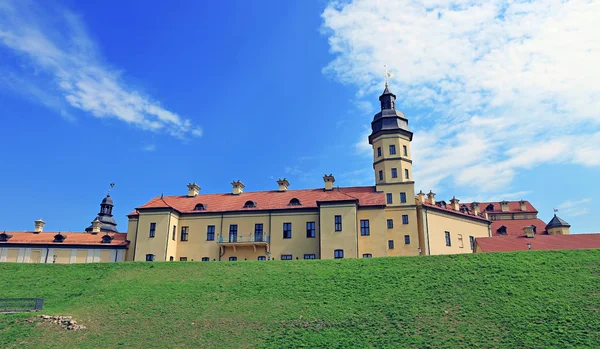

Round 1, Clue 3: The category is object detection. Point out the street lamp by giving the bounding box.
[418,247,422,256]
[52,255,57,263]
[527,242,532,250]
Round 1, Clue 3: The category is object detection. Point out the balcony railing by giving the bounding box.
[218,234,270,244]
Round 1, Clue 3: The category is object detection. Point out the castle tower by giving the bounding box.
[369,82,418,256]
[369,83,414,204]
[85,194,119,233]
[546,214,570,235]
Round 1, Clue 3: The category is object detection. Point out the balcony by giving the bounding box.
[217,234,269,252]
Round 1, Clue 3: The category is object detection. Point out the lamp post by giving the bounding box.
[52,254,57,263]
[527,242,532,250]
[418,247,422,256]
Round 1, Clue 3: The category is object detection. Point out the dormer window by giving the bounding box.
[0,232,12,242]
[486,204,494,212]
[459,205,469,213]
[243,200,256,208]
[53,233,66,243]
[497,226,507,235]
[101,234,114,244]
[288,198,301,206]
[194,203,206,211]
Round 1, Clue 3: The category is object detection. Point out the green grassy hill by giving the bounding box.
[1,250,599,348]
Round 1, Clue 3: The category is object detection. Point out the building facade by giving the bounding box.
[126,84,494,262]
[0,194,128,263]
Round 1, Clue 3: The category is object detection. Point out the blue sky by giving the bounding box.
[1,0,598,234]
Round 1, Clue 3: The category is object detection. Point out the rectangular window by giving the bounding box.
[255,223,264,242]
[283,222,292,239]
[388,240,394,249]
[445,231,451,246]
[402,215,409,224]
[229,256,237,261]
[306,222,315,238]
[281,255,293,260]
[405,169,409,179]
[360,219,370,236]
[379,170,383,181]
[387,219,393,229]
[386,193,393,204]
[391,168,398,178]
[458,234,464,248]
[258,256,266,261]
[400,192,407,203]
[206,225,215,241]
[229,224,238,242]
[470,236,475,250]
[404,235,410,244]
[149,223,156,238]
[201,257,210,262]
[334,249,344,259]
[145,254,154,262]
[334,215,342,231]
[403,145,408,156]
[169,256,174,261]
[180,257,187,262]
[389,144,396,155]
[304,254,316,260]
[172,225,176,240]
[363,253,372,258]
[180,226,189,241]
[377,147,382,157]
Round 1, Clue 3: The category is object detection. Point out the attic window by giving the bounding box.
[497,226,507,235]
[486,204,494,211]
[436,200,446,208]
[289,198,301,206]
[0,232,12,242]
[101,234,114,244]
[194,203,206,211]
[53,233,66,243]
[243,200,256,208]
[459,205,469,213]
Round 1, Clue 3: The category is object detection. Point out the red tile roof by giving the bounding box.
[491,218,548,237]
[476,234,600,253]
[0,232,129,246]
[135,186,386,214]
[421,200,489,222]
[475,201,538,214]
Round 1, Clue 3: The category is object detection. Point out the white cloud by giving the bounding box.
[322,0,600,192]
[142,144,156,152]
[0,0,201,138]
[556,198,592,217]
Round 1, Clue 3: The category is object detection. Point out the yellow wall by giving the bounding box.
[270,211,319,260]
[29,249,42,263]
[420,208,490,255]
[385,206,420,256]
[54,249,71,263]
[319,203,358,259]
[172,213,221,262]
[6,248,19,262]
[125,216,139,261]
[76,250,88,263]
[99,250,112,262]
[357,208,387,258]
[372,134,413,185]
[132,210,173,261]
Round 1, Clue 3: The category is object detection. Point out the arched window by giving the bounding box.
[288,198,301,206]
[194,203,206,211]
[243,200,256,208]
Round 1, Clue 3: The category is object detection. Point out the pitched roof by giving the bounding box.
[135,186,386,214]
[491,218,548,237]
[0,232,129,246]
[421,200,490,222]
[475,234,600,253]
[546,214,570,228]
[475,201,538,214]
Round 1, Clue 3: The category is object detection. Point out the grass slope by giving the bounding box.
[1,250,599,348]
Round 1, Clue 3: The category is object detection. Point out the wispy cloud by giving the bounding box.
[322,0,600,193]
[142,144,156,152]
[0,0,202,138]
[556,198,592,217]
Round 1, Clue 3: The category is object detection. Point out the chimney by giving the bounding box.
[33,219,45,233]
[231,180,245,195]
[500,201,509,212]
[519,200,527,212]
[91,218,102,234]
[523,225,535,238]
[470,202,480,216]
[323,174,335,191]
[187,182,200,197]
[416,190,425,204]
[277,178,290,192]
[427,190,436,205]
[450,196,460,211]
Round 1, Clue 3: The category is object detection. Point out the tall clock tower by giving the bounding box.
[369,83,419,255]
